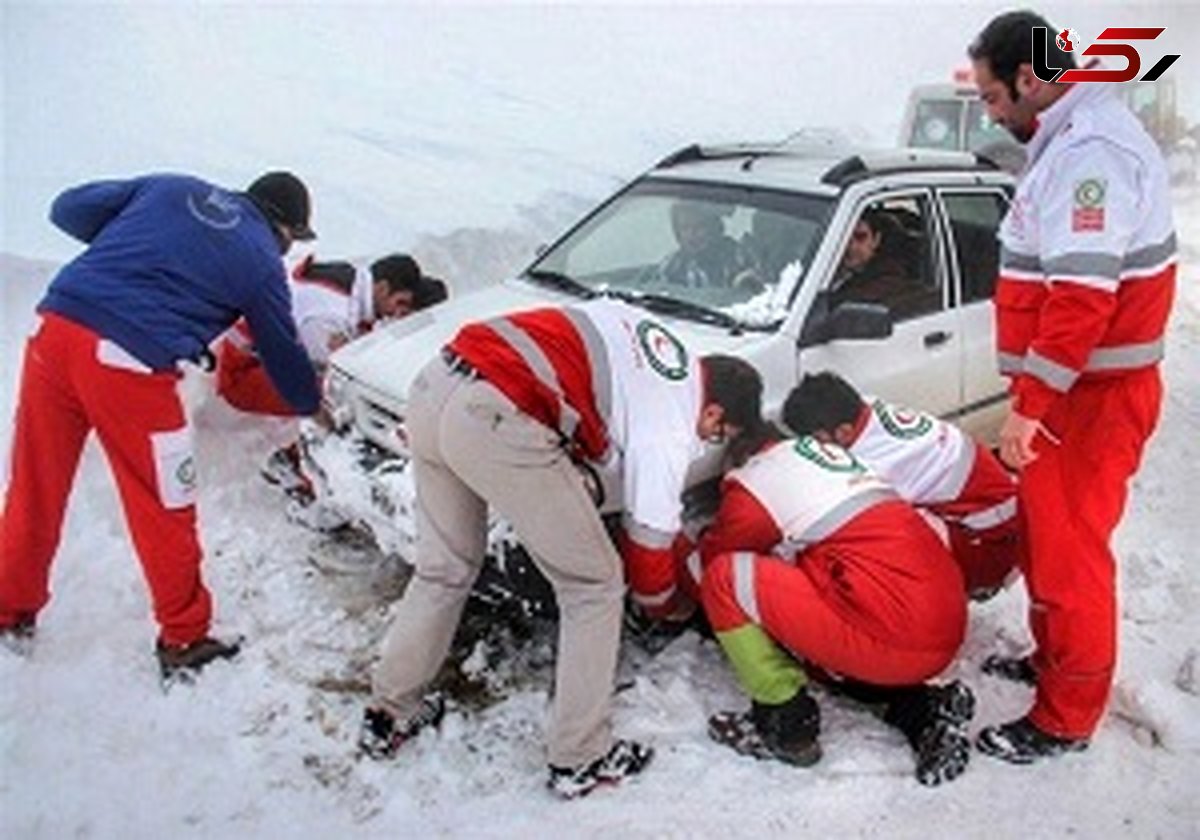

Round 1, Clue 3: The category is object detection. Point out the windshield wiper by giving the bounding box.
[604,289,742,332]
[525,269,598,300]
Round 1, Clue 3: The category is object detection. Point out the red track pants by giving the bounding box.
[0,313,211,644]
[1022,368,1162,738]
[701,503,967,686]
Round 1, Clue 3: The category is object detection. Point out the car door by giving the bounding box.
[796,188,964,418]
[937,185,1012,440]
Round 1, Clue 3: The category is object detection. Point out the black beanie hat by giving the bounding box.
[246,171,316,240]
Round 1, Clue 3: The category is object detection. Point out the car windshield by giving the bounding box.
[525,179,834,330]
[910,99,964,150]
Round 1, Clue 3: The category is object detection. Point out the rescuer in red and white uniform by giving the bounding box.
[358,298,762,798]
[687,420,973,786]
[216,253,447,498]
[782,371,1021,597]
[969,10,1177,762]
[217,253,445,418]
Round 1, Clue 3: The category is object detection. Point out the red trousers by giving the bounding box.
[0,313,211,644]
[947,517,1022,594]
[701,502,967,686]
[1022,368,1162,738]
[215,338,297,417]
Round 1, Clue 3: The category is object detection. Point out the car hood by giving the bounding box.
[329,277,772,413]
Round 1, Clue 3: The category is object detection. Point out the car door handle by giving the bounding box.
[923,330,952,348]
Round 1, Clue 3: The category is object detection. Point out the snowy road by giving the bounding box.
[1,187,1197,838]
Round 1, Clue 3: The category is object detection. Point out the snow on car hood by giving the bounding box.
[328,277,768,412]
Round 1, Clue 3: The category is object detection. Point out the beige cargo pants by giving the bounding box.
[372,355,625,768]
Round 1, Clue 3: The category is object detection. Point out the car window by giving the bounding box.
[910,100,963,150]
[529,179,833,328]
[829,194,944,322]
[942,191,1008,304]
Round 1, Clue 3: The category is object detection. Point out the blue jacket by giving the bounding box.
[40,174,320,414]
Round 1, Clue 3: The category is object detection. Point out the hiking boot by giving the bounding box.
[156,636,242,682]
[358,694,446,760]
[914,720,972,786]
[924,680,976,727]
[708,690,822,767]
[976,716,1088,764]
[883,681,975,785]
[0,614,36,656]
[981,653,1037,686]
[547,739,654,799]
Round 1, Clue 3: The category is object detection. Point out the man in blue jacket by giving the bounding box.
[0,171,321,679]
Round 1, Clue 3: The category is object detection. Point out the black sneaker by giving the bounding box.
[359,694,446,760]
[547,739,654,799]
[708,690,822,767]
[156,636,242,682]
[981,654,1037,686]
[0,614,36,656]
[914,720,972,786]
[976,716,1089,764]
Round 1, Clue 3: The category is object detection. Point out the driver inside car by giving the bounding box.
[658,201,755,289]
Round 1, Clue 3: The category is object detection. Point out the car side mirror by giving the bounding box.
[798,292,894,348]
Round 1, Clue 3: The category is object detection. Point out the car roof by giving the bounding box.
[646,139,1010,194]
[908,83,981,100]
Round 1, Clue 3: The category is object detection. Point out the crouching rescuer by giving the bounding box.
[680,416,974,785]
[358,298,760,798]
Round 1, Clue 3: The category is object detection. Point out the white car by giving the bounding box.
[315,140,1014,559]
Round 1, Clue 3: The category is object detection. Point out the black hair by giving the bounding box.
[728,420,786,468]
[416,276,449,309]
[782,371,865,437]
[702,354,769,467]
[968,10,1076,99]
[370,254,423,295]
[702,355,763,431]
[857,207,897,241]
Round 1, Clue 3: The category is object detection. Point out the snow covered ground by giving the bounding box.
[1,195,1197,838]
[4,3,1200,838]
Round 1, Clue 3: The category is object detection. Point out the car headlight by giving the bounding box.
[322,366,354,429]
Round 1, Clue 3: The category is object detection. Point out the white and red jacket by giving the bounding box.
[223,256,376,366]
[997,83,1176,419]
[689,437,965,654]
[449,299,706,615]
[688,436,896,576]
[845,397,1017,536]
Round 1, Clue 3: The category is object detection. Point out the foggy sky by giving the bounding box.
[3,1,1196,261]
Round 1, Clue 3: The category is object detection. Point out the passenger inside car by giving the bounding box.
[830,206,940,320]
[830,209,910,305]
